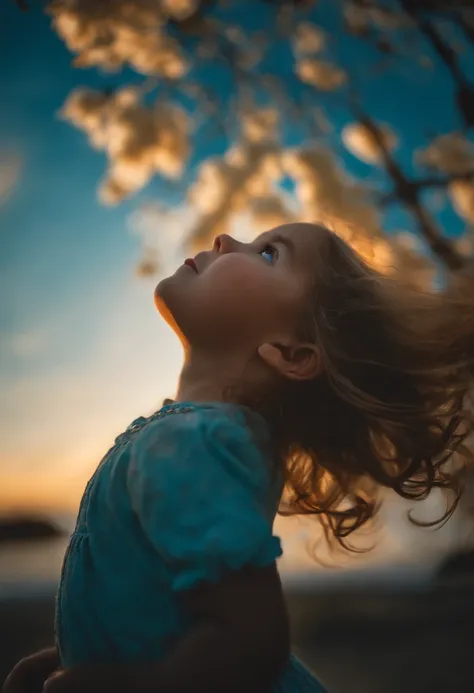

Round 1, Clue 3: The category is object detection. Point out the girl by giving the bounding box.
[4,222,474,693]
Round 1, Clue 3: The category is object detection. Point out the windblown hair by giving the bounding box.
[252,228,474,547]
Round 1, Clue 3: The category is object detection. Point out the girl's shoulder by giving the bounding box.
[137,400,271,457]
[128,400,277,498]
[148,399,265,427]
[126,402,282,590]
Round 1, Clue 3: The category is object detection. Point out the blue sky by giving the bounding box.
[0,1,472,521]
[0,4,185,511]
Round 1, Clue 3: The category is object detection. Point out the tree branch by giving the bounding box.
[399,0,464,80]
[399,0,474,127]
[380,169,474,204]
[351,101,465,271]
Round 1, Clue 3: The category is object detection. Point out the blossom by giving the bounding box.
[292,22,325,54]
[48,0,188,78]
[342,122,398,165]
[296,59,347,91]
[61,87,189,204]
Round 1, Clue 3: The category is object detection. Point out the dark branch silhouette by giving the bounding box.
[351,101,466,270]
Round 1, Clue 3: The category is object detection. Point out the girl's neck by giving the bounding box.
[174,349,248,404]
[174,378,224,403]
[175,348,290,456]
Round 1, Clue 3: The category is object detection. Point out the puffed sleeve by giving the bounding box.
[127,406,282,592]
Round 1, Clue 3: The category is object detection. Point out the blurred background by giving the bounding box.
[1,0,474,690]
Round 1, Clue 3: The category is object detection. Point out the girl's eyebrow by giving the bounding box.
[272,234,296,259]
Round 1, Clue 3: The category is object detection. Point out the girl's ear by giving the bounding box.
[258,342,321,381]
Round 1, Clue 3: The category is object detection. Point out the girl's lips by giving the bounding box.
[184,258,198,273]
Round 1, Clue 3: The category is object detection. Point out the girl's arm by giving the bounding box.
[43,563,289,693]
[2,647,59,693]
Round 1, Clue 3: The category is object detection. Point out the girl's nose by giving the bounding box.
[213,234,237,253]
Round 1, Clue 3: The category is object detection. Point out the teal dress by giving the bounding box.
[55,401,325,692]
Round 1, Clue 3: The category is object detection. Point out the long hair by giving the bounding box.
[250,229,474,548]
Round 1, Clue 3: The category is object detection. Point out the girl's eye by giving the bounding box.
[259,245,278,264]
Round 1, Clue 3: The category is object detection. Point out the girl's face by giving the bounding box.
[155,222,325,357]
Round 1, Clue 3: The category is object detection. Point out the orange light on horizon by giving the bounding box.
[0,470,85,516]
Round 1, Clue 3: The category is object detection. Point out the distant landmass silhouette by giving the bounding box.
[437,548,474,581]
[0,516,65,543]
